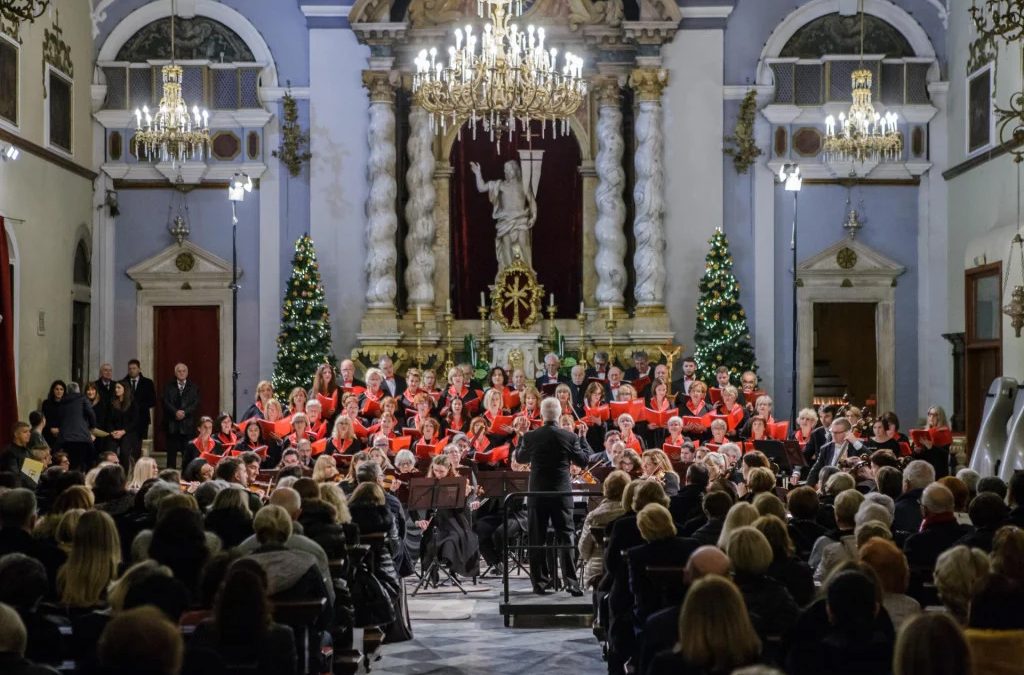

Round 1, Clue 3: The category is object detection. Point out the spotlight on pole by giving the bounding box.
[779,163,802,192]
[1,143,20,161]
[226,172,251,420]
[779,162,803,439]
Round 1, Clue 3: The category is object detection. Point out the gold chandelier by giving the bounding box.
[132,0,209,165]
[411,0,586,145]
[823,1,903,164]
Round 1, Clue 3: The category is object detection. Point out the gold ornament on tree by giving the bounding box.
[273,84,312,177]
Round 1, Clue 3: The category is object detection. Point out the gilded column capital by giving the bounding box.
[593,77,622,108]
[629,68,669,102]
[362,70,397,103]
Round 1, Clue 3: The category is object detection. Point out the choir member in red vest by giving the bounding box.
[664,416,687,448]
[715,385,749,436]
[421,368,442,404]
[744,416,770,442]
[282,412,316,451]
[406,393,435,430]
[239,420,268,456]
[304,400,327,440]
[445,397,468,434]
[754,395,776,424]
[645,378,676,447]
[399,368,425,418]
[242,380,275,421]
[441,367,475,414]
[359,368,386,418]
[327,415,363,455]
[189,416,219,465]
[487,366,510,395]
[518,387,542,427]
[411,417,443,457]
[312,363,342,414]
[616,413,646,453]
[793,408,818,446]
[215,413,239,452]
[286,387,308,418]
[337,359,365,390]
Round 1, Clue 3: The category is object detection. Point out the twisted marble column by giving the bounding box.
[363,70,398,310]
[629,67,669,310]
[404,105,437,308]
[594,77,627,309]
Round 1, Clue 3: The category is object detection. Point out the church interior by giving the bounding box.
[1,0,1024,674]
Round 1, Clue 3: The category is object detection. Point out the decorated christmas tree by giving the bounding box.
[693,228,758,384]
[272,235,337,397]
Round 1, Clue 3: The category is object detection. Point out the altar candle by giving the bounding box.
[579,301,585,315]
[416,306,422,322]
[480,291,486,307]
[607,304,613,321]
[446,299,452,314]
[549,293,555,308]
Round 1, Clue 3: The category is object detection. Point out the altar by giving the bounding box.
[347,0,682,376]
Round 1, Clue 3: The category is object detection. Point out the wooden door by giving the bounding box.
[965,263,1003,449]
[153,306,221,453]
[813,302,878,407]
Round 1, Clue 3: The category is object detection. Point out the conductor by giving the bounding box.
[514,397,591,596]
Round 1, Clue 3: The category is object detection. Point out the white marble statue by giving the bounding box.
[470,160,538,270]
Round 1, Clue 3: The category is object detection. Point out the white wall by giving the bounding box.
[309,28,371,352]
[662,30,725,348]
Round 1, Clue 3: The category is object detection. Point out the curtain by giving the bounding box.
[0,216,18,436]
[450,122,582,319]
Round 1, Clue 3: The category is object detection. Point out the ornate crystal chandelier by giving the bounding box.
[823,1,903,164]
[132,0,209,164]
[411,0,586,146]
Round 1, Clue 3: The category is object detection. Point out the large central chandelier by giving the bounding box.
[823,1,903,164]
[411,0,586,146]
[132,0,209,165]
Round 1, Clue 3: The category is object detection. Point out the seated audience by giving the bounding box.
[96,606,183,675]
[964,573,1024,675]
[892,461,935,542]
[753,515,814,607]
[578,470,629,588]
[0,555,60,665]
[893,612,972,675]
[903,483,973,574]
[991,525,1024,585]
[0,490,65,593]
[690,489,733,546]
[812,489,864,580]
[0,602,58,675]
[933,545,991,625]
[625,504,699,625]
[787,486,827,560]
[858,538,920,630]
[57,509,121,608]
[716,501,759,550]
[956,493,1009,552]
[193,560,298,674]
[726,526,800,640]
[203,487,255,549]
[646,575,762,675]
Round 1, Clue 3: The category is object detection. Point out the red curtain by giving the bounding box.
[153,306,221,453]
[0,216,18,435]
[450,122,582,319]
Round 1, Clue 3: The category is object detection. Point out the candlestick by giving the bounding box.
[576,311,589,367]
[413,320,425,368]
[443,309,455,374]
[605,316,617,357]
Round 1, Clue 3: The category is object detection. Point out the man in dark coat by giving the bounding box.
[0,489,65,594]
[123,359,156,444]
[668,463,708,526]
[514,398,590,595]
[892,460,936,544]
[161,362,200,470]
[903,483,972,572]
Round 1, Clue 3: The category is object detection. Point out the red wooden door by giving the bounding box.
[153,306,221,453]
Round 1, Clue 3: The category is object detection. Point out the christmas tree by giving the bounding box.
[272,235,337,397]
[693,228,758,384]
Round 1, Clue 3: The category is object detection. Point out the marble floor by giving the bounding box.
[366,577,605,674]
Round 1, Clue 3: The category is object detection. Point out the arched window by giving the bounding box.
[73,239,91,286]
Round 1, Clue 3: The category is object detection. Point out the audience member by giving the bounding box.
[933,545,991,625]
[991,525,1024,585]
[892,461,935,541]
[858,538,920,630]
[0,602,58,675]
[963,573,1024,675]
[0,490,65,592]
[957,493,1009,552]
[893,612,972,675]
[97,606,183,675]
[754,515,814,607]
[903,483,972,574]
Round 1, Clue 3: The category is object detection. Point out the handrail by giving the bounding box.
[500,489,604,606]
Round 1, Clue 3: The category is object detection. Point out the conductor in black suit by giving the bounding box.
[514,398,590,596]
[162,362,200,470]
[123,359,157,443]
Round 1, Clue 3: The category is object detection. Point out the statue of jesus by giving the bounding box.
[470,160,538,270]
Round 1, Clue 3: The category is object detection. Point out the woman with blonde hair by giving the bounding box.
[312,454,340,483]
[578,470,631,587]
[242,380,275,421]
[934,545,991,624]
[54,509,85,554]
[34,486,95,542]
[640,449,679,496]
[647,576,761,674]
[127,456,159,492]
[58,509,122,607]
[717,501,760,549]
[359,368,386,418]
[319,483,353,525]
[327,415,363,455]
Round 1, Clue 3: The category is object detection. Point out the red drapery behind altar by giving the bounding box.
[0,216,18,437]
[450,122,582,319]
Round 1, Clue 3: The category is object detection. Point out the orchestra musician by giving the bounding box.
[864,417,900,454]
[312,454,340,483]
[640,449,680,496]
[414,454,481,582]
[513,397,590,596]
[618,449,643,476]
[472,458,530,576]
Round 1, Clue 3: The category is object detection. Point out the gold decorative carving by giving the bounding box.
[175,252,195,272]
[491,255,544,331]
[43,17,72,78]
[407,0,623,29]
[348,0,392,23]
[0,14,21,42]
[350,346,410,372]
[593,76,621,107]
[629,67,668,102]
[836,247,858,270]
[362,70,396,103]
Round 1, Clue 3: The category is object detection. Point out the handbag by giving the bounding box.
[346,546,395,628]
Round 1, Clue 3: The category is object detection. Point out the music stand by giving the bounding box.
[408,476,469,596]
[752,440,791,473]
[475,470,531,577]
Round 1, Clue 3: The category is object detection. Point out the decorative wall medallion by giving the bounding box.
[793,127,823,157]
[247,130,260,160]
[774,127,788,157]
[116,16,255,62]
[491,256,544,331]
[837,247,858,270]
[175,252,196,272]
[211,131,241,160]
[109,131,122,161]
